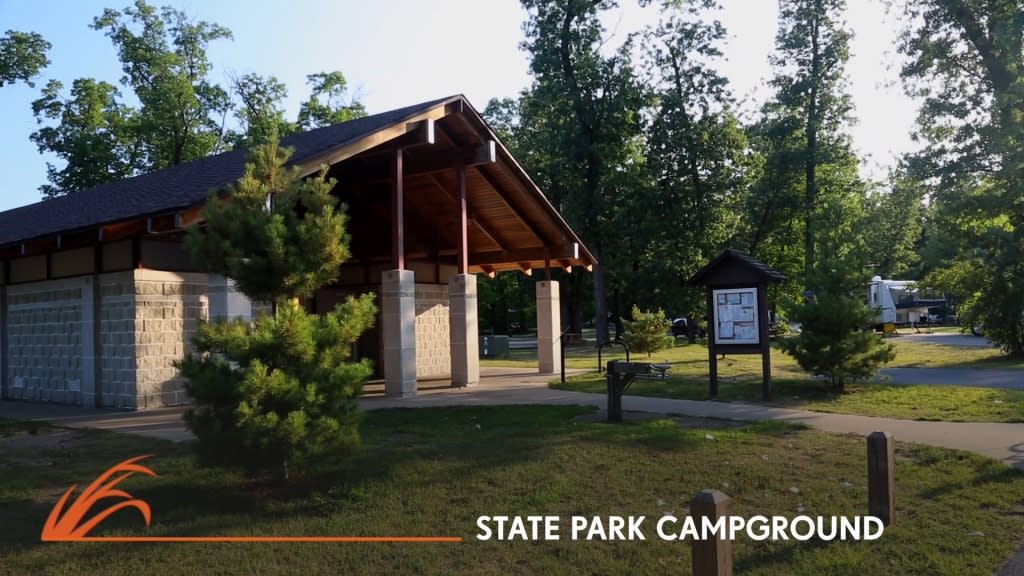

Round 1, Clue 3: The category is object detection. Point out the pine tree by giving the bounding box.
[622,306,675,358]
[779,256,895,391]
[180,135,376,480]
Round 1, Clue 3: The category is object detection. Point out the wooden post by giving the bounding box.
[706,288,719,397]
[758,283,772,400]
[691,489,733,576]
[455,159,468,275]
[391,148,405,270]
[0,280,6,402]
[867,431,895,525]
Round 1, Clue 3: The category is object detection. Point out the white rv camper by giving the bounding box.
[867,276,945,329]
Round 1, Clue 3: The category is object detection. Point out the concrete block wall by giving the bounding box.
[0,269,456,407]
[99,271,138,407]
[415,283,450,379]
[132,270,208,408]
[3,277,92,404]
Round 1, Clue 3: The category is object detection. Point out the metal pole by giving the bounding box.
[560,329,566,384]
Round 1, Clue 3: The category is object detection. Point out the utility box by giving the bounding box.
[480,335,510,359]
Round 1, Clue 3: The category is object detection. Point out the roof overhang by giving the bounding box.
[0,95,596,276]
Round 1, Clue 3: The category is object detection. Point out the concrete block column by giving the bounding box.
[208,274,253,321]
[382,269,417,398]
[449,274,479,387]
[79,276,96,407]
[536,280,561,374]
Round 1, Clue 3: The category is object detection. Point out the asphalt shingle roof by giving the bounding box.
[689,248,787,284]
[0,95,456,248]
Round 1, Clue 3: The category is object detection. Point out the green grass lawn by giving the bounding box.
[552,373,1024,422]
[483,337,1024,371]
[2,407,1024,575]
[485,337,1024,422]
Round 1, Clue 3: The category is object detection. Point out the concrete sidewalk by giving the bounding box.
[879,367,1024,390]
[362,383,1024,470]
[3,368,1024,469]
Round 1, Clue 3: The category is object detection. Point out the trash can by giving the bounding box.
[479,335,510,359]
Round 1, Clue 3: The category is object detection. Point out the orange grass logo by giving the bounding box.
[42,455,462,544]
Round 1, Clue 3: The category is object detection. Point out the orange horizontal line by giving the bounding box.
[66,536,463,543]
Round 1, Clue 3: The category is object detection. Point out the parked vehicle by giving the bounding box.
[867,276,946,330]
[670,318,705,339]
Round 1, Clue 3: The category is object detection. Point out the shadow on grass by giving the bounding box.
[911,446,1024,501]
[553,373,845,409]
[734,536,833,574]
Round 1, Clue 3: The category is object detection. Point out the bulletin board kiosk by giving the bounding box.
[689,249,786,400]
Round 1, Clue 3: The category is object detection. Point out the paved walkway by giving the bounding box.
[880,367,1024,389]
[894,331,995,347]
[3,367,1024,469]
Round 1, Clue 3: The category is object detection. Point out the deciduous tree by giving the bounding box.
[896,0,1024,355]
[0,30,50,88]
[769,0,855,286]
[639,0,750,323]
[518,0,647,344]
[32,0,233,196]
[296,71,366,130]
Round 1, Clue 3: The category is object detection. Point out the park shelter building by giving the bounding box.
[0,95,595,409]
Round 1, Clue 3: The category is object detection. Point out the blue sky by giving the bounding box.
[0,0,917,213]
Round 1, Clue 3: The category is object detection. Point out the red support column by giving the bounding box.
[392,148,405,270]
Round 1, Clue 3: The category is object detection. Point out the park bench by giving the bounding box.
[605,360,672,422]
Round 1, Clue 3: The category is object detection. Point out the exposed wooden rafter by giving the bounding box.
[175,205,205,228]
[472,165,551,246]
[469,244,579,267]
[427,174,508,253]
[338,140,495,183]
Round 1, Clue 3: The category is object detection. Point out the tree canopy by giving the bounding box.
[12,0,1024,363]
[26,1,366,198]
[897,0,1024,355]
[0,30,50,88]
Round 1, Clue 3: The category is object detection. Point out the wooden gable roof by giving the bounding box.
[0,95,595,274]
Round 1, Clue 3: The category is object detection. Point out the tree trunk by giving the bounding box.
[593,261,609,345]
[572,271,584,336]
[804,2,822,289]
[558,3,609,347]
